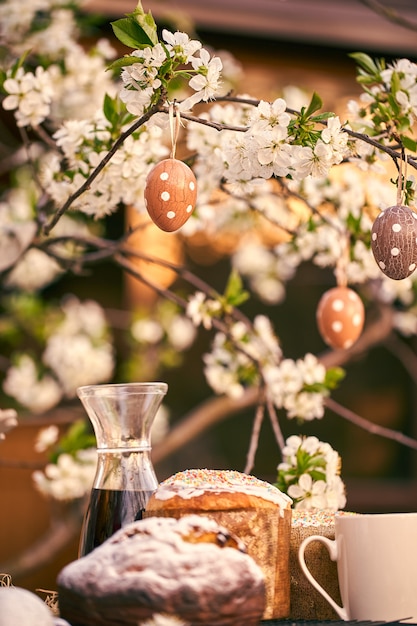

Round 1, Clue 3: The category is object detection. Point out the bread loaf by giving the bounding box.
[145,469,292,620]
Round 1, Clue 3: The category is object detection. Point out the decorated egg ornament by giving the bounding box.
[371,204,417,280]
[316,286,365,350]
[144,158,197,232]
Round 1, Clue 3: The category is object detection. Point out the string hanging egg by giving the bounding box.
[144,158,197,232]
[370,204,417,280]
[316,286,365,350]
[144,103,197,233]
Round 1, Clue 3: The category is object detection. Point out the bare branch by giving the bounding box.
[359,0,417,32]
[266,396,286,453]
[244,398,265,474]
[325,396,417,450]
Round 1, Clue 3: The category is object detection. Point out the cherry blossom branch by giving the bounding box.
[215,94,417,170]
[151,299,417,466]
[113,250,256,343]
[37,90,417,243]
[42,231,417,457]
[117,255,417,454]
[42,99,166,236]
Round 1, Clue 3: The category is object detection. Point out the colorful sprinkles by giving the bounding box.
[292,509,335,528]
[292,509,357,527]
[156,468,292,508]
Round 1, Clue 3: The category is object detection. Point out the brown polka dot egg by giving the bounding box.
[144,158,197,232]
[316,286,365,350]
[370,204,417,280]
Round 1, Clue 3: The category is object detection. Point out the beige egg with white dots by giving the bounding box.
[316,286,365,350]
[144,158,197,232]
[371,204,417,280]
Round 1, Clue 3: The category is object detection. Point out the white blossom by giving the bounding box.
[5,248,63,291]
[284,391,325,421]
[181,49,223,110]
[33,448,97,501]
[43,333,114,397]
[35,425,60,453]
[249,98,291,133]
[162,30,202,63]
[3,355,62,413]
[278,435,346,510]
[186,292,222,329]
[132,319,164,344]
[297,353,326,385]
[167,316,197,351]
[3,66,54,127]
[0,409,18,441]
[288,474,328,510]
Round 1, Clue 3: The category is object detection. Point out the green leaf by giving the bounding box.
[311,112,334,122]
[349,52,380,77]
[356,74,380,86]
[107,54,144,72]
[224,269,250,307]
[401,135,417,153]
[0,69,7,93]
[310,469,326,482]
[387,93,401,117]
[304,91,323,118]
[111,15,155,49]
[103,93,119,126]
[50,419,96,463]
[295,448,310,473]
[9,49,32,79]
[324,366,345,390]
[129,0,158,44]
[111,0,158,49]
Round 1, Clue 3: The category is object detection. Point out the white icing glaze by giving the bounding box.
[153,469,292,510]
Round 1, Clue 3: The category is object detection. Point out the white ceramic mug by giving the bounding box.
[298,512,417,622]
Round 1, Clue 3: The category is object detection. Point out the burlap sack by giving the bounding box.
[289,510,341,620]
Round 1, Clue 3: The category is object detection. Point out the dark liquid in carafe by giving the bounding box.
[79,488,154,556]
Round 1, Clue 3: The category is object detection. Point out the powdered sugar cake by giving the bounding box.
[57,514,266,626]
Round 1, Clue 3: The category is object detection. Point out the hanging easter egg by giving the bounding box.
[370,204,417,280]
[316,286,365,350]
[144,158,197,232]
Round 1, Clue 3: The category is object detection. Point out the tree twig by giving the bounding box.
[325,396,417,450]
[244,399,265,474]
[266,396,286,453]
[359,0,417,32]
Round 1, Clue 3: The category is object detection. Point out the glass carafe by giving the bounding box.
[77,382,167,556]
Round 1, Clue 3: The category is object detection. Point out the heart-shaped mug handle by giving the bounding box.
[298,534,348,621]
